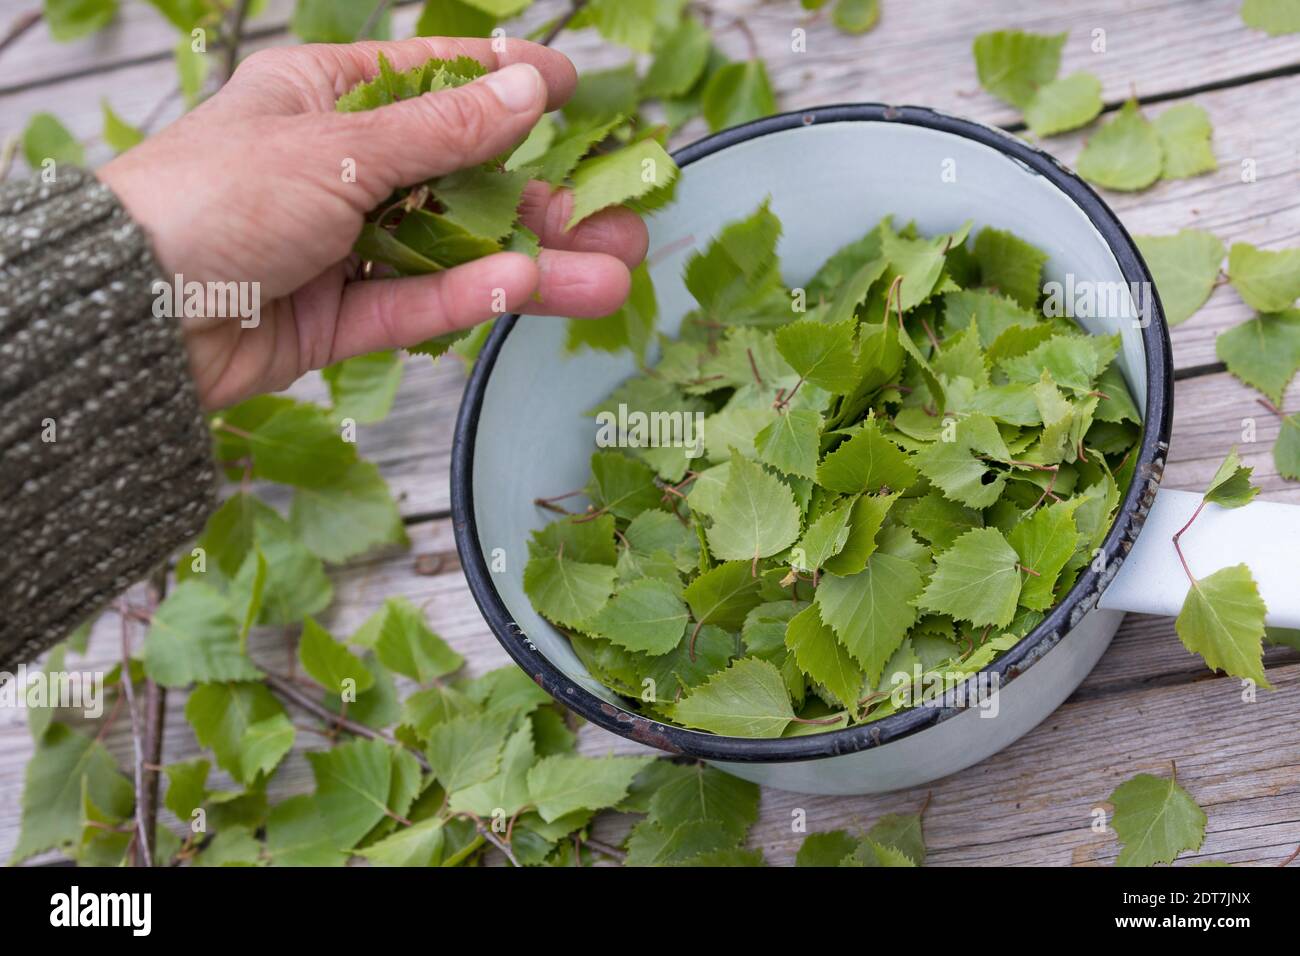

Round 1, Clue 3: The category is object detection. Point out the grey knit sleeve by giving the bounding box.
[0,168,218,668]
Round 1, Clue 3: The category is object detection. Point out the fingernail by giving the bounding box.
[482,63,542,113]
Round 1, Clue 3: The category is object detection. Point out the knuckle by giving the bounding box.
[423,87,493,165]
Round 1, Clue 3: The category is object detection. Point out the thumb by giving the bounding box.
[336,62,546,197]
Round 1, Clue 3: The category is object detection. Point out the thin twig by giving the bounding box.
[1172,499,1207,587]
[541,0,588,46]
[117,605,152,868]
[1278,843,1300,867]
[359,0,393,41]
[581,837,627,862]
[137,572,168,865]
[221,0,252,81]
[261,669,431,772]
[0,8,40,60]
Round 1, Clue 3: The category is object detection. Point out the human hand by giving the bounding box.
[97,37,649,410]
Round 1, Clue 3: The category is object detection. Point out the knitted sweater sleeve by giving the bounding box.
[0,168,217,668]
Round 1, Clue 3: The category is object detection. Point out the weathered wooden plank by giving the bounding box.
[9,0,1300,115]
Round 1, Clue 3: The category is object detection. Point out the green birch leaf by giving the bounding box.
[185,682,285,784]
[447,720,535,817]
[625,818,734,866]
[144,581,262,688]
[526,754,654,822]
[701,60,777,132]
[755,408,823,480]
[792,497,854,571]
[912,412,1009,508]
[162,759,209,823]
[568,138,679,228]
[320,350,402,424]
[973,227,1049,309]
[374,597,463,683]
[1227,244,1300,313]
[671,657,794,738]
[1202,448,1260,508]
[588,578,689,655]
[307,739,394,851]
[683,560,764,631]
[46,0,118,41]
[10,724,133,864]
[776,318,860,393]
[1077,100,1163,192]
[586,0,659,51]
[816,553,923,682]
[917,527,1022,627]
[1007,502,1078,610]
[523,552,617,629]
[642,16,711,98]
[645,764,759,839]
[358,817,446,867]
[291,0,391,42]
[217,398,357,488]
[901,490,982,549]
[867,812,926,865]
[174,35,209,107]
[415,0,496,37]
[526,115,620,182]
[1153,103,1216,179]
[239,714,295,782]
[832,0,879,34]
[425,713,513,793]
[431,164,529,241]
[1275,414,1300,479]
[265,795,348,867]
[1110,772,1207,867]
[101,99,144,153]
[1175,564,1269,688]
[299,618,374,695]
[193,826,263,867]
[797,830,859,866]
[1135,230,1224,326]
[289,460,408,564]
[785,604,865,711]
[821,492,896,576]
[1242,0,1300,34]
[972,29,1066,110]
[816,417,917,494]
[586,450,663,520]
[1024,72,1103,137]
[1216,308,1300,404]
[22,113,83,168]
[232,509,333,626]
[704,452,801,564]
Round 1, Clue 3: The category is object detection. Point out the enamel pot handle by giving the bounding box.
[1099,488,1300,628]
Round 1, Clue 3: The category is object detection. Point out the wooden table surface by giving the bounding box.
[3,0,1299,866]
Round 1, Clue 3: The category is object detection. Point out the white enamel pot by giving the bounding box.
[451,105,1300,796]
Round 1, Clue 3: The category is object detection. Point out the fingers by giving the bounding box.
[334,62,548,194]
[518,181,649,269]
[329,249,632,361]
[531,249,633,318]
[332,252,539,360]
[295,36,577,110]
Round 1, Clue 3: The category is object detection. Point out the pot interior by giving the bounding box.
[467,115,1150,714]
